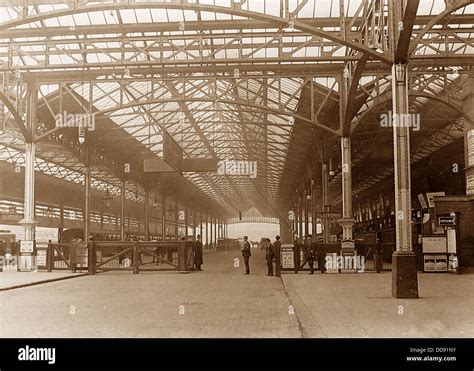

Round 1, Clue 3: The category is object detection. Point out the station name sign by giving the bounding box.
[314,212,341,219]
[0,213,22,222]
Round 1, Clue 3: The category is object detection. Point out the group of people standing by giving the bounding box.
[264,236,281,276]
[240,235,282,276]
[240,234,326,275]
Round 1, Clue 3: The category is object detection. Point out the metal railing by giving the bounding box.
[47,242,88,272]
[355,242,394,272]
[46,240,195,274]
[279,242,392,273]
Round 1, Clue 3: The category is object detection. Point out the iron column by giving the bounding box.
[18,84,38,242]
[84,157,91,243]
[144,191,150,241]
[391,63,418,298]
[120,179,126,241]
[339,138,355,241]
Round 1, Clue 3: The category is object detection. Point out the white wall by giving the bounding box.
[0,224,58,243]
[227,222,280,243]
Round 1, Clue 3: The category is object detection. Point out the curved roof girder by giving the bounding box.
[409,0,474,58]
[0,2,391,64]
[94,96,342,137]
[0,90,32,143]
[341,55,369,137]
[350,92,473,137]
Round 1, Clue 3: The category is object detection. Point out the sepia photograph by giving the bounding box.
[0,0,473,369]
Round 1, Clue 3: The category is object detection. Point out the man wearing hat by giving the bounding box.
[304,235,316,274]
[241,236,251,274]
[265,238,274,276]
[293,235,302,274]
[194,234,203,271]
[273,235,282,277]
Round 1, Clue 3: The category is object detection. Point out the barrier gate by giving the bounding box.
[47,240,195,274]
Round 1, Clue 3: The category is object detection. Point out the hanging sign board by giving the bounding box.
[163,131,183,172]
[181,159,218,172]
[143,158,176,173]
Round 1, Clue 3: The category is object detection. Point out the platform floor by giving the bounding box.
[0,270,87,290]
[1,249,473,338]
[282,270,474,338]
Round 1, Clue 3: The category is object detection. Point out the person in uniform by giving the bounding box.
[273,235,282,277]
[316,239,326,273]
[265,238,274,276]
[241,236,251,274]
[305,235,316,274]
[194,234,203,271]
[293,236,301,274]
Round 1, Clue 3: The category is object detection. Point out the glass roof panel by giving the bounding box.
[1,0,471,214]
[417,0,446,16]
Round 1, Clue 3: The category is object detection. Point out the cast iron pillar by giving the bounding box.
[84,157,91,243]
[161,195,166,240]
[322,162,330,243]
[298,196,303,238]
[144,192,150,241]
[392,63,418,298]
[304,189,309,236]
[294,201,299,239]
[184,204,188,239]
[18,84,38,242]
[210,217,213,246]
[19,142,37,241]
[279,216,290,243]
[461,76,474,195]
[214,218,217,244]
[120,179,126,241]
[205,214,209,246]
[174,198,179,239]
[339,138,355,241]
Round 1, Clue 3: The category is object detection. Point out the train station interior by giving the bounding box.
[1,0,474,338]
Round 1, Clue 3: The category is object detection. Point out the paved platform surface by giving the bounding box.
[282,271,474,338]
[0,249,302,338]
[0,271,87,290]
[1,249,473,338]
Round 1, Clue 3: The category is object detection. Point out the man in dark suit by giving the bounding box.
[273,235,282,277]
[304,235,316,274]
[241,236,251,274]
[194,235,203,271]
[265,238,274,276]
[316,240,326,273]
[293,236,301,274]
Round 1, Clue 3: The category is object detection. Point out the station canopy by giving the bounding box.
[0,0,473,218]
